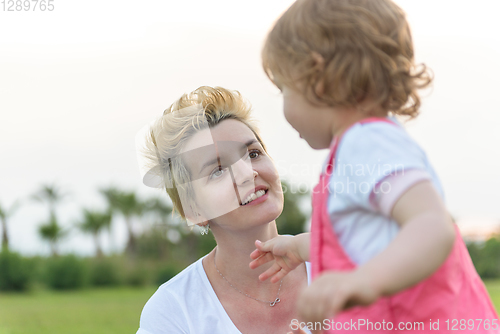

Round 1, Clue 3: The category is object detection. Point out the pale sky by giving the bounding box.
[1,0,499,255]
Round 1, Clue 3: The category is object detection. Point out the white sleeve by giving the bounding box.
[137,329,154,334]
[370,169,432,217]
[331,121,430,213]
[138,288,189,334]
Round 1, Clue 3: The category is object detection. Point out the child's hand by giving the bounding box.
[249,234,309,283]
[296,271,380,334]
[287,319,309,334]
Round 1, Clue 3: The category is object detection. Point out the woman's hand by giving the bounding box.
[296,271,380,334]
[249,233,310,283]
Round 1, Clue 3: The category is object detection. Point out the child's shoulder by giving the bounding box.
[344,117,410,143]
[338,117,424,160]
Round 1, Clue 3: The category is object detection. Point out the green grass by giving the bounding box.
[485,280,500,312]
[0,286,156,334]
[0,281,499,334]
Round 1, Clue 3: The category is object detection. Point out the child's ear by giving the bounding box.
[311,51,326,97]
[311,51,325,69]
[314,79,325,97]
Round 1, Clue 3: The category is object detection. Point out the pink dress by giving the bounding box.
[310,117,499,333]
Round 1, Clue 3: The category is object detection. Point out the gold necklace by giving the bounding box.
[213,249,283,307]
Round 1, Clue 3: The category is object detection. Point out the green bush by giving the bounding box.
[136,228,172,260]
[276,180,308,235]
[127,266,150,287]
[468,238,500,279]
[45,255,88,290]
[89,258,121,287]
[27,256,46,284]
[156,264,181,286]
[0,250,33,292]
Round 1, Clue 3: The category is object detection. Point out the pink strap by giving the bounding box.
[324,117,396,176]
[312,117,397,278]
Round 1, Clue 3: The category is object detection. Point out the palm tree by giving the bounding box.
[32,184,67,256]
[141,197,175,259]
[77,209,112,257]
[32,184,66,217]
[39,214,66,256]
[0,201,20,251]
[144,197,173,226]
[100,187,145,256]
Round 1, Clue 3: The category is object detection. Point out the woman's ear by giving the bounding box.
[184,206,208,227]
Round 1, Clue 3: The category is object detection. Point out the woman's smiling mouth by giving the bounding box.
[240,186,269,206]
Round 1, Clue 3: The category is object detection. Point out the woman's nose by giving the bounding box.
[231,158,256,186]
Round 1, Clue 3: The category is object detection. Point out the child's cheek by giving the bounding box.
[283,105,298,129]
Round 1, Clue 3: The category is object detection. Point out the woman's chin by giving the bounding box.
[249,204,283,226]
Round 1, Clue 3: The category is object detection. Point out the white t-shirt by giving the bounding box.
[137,257,312,334]
[327,117,445,265]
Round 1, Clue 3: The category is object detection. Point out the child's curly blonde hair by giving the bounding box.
[262,0,432,118]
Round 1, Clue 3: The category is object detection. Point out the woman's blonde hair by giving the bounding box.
[142,86,266,220]
[262,0,432,118]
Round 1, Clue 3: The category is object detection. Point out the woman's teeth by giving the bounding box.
[242,189,266,205]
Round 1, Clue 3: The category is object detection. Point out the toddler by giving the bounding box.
[250,0,499,333]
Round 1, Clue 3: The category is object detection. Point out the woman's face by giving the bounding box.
[179,119,283,230]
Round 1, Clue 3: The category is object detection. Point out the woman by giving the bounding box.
[136,86,310,334]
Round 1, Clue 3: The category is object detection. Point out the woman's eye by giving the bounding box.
[248,150,261,159]
[210,167,226,179]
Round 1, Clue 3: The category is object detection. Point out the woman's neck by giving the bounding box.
[206,221,279,288]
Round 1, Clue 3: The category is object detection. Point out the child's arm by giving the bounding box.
[249,233,310,283]
[297,180,455,332]
[358,180,455,295]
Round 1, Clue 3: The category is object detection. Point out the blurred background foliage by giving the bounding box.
[467,238,500,279]
[0,180,309,292]
[2,180,500,293]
